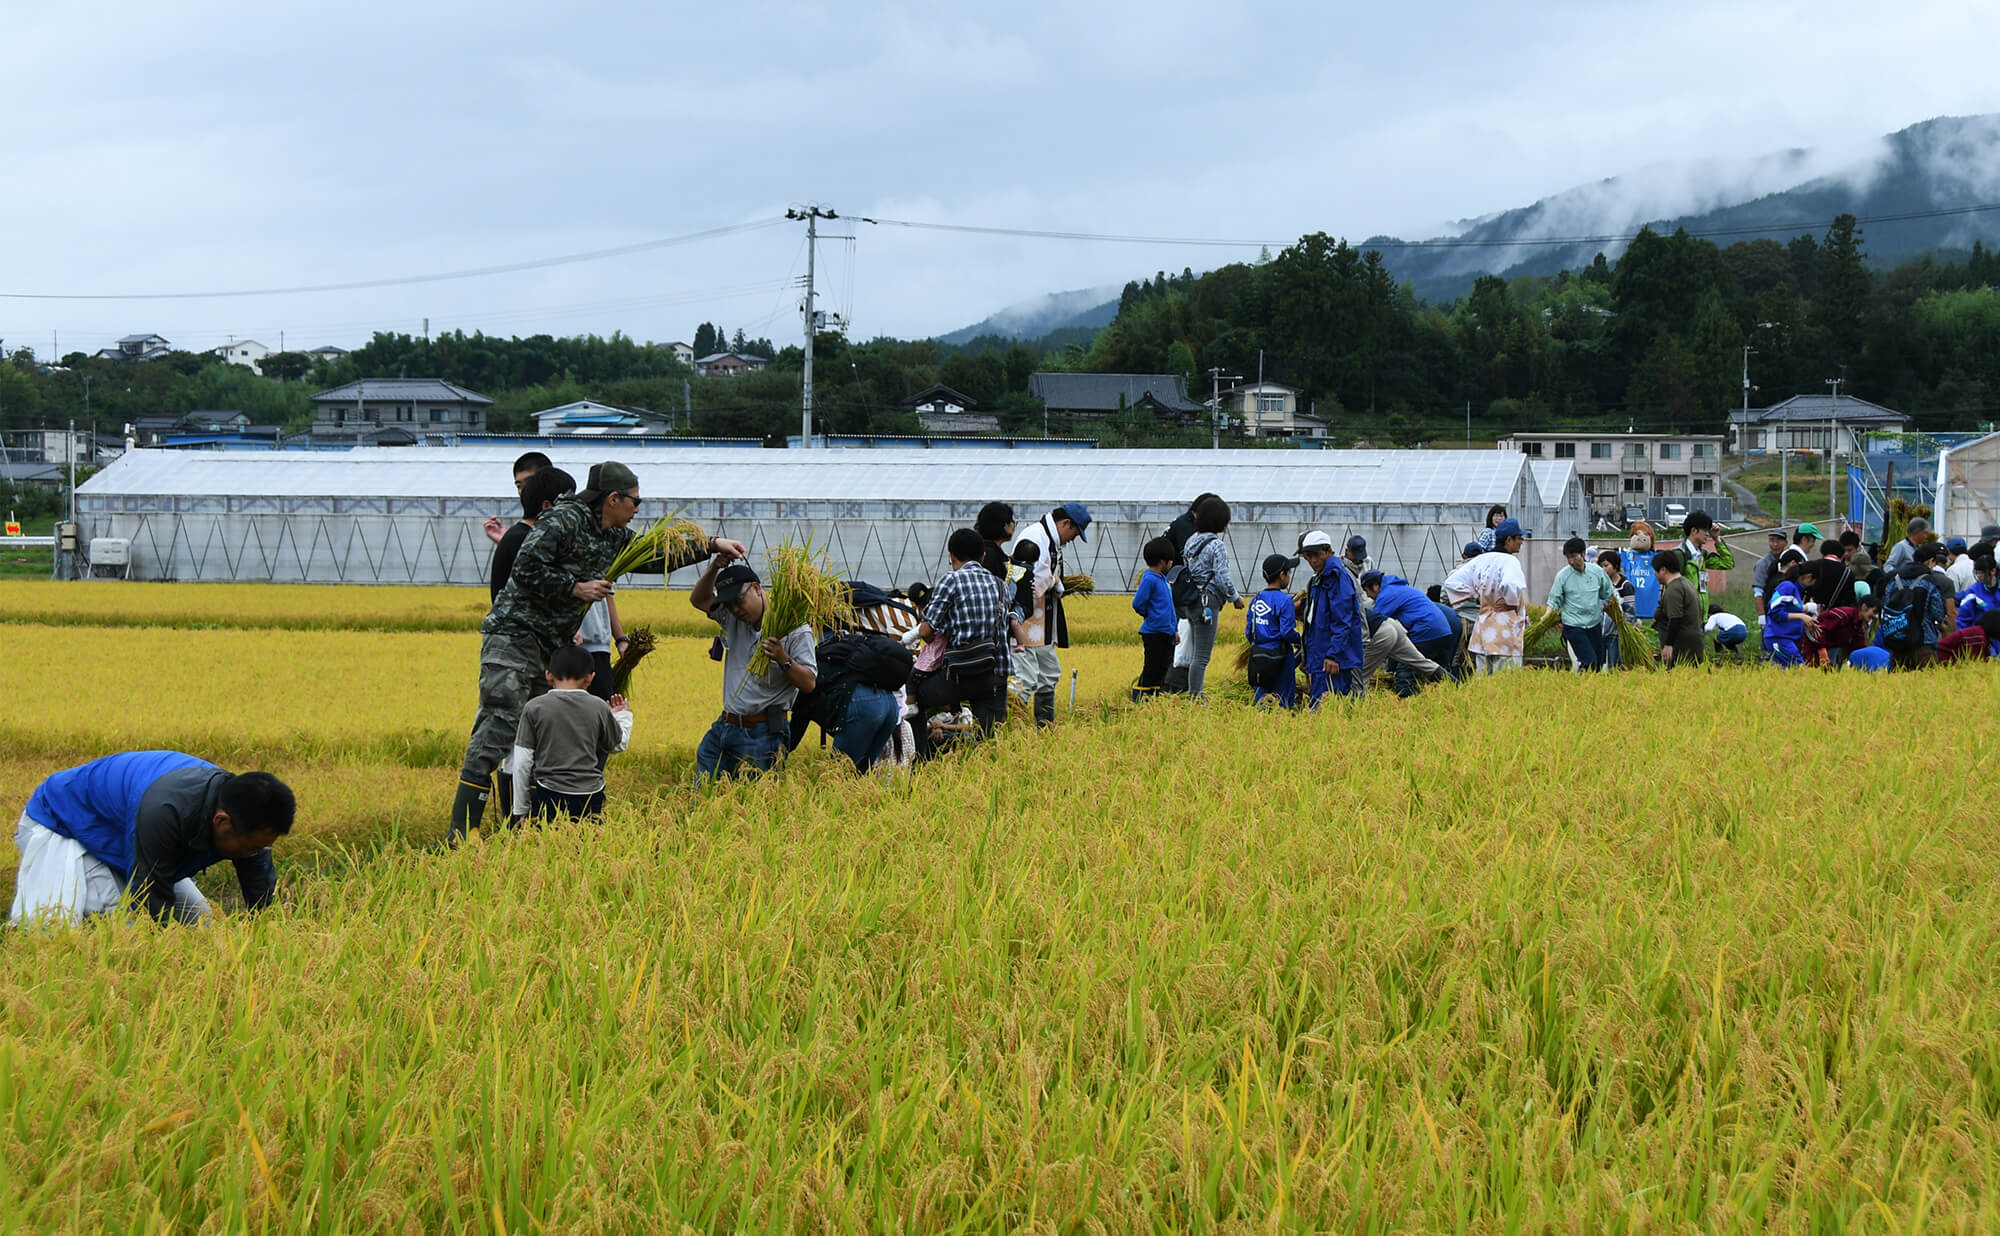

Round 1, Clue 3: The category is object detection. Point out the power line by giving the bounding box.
[0,218,788,301]
[859,200,2000,253]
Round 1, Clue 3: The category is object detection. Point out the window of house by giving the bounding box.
[1623,477,1646,492]
[1520,442,1543,457]
[1625,443,1647,458]
[1590,442,1612,459]
[1692,443,1714,458]
[432,409,447,423]
[1555,442,1576,458]
[1659,443,1682,459]
[1257,394,1284,413]
[1693,479,1716,494]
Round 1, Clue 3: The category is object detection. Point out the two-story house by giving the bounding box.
[1217,381,1325,439]
[92,333,173,362]
[695,351,770,377]
[207,339,273,374]
[1497,431,1726,513]
[308,378,494,437]
[1726,394,1908,455]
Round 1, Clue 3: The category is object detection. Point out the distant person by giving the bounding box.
[1778,522,1817,570]
[974,501,1016,581]
[1956,553,1998,628]
[1130,536,1180,701]
[1750,529,1788,624]
[1342,536,1372,582]
[914,528,1014,740]
[1180,496,1243,699]
[1298,530,1363,703]
[1652,551,1703,669]
[1361,570,1457,687]
[690,559,818,781]
[1810,536,1855,610]
[489,467,574,601]
[1678,510,1734,609]
[1704,605,1750,656]
[1884,516,1930,574]
[1944,537,1976,593]
[1164,493,1221,562]
[510,645,632,822]
[1938,610,2000,662]
[484,451,554,543]
[1446,518,1531,674]
[1598,550,1637,669]
[1545,536,1614,671]
[1806,595,1879,668]
[1877,545,1948,670]
[1474,504,1508,552]
[1012,504,1090,725]
[1762,560,1814,668]
[11,752,292,925]
[1245,553,1301,708]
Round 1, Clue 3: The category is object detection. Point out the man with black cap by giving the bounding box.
[1342,535,1372,581]
[1010,503,1091,725]
[690,554,819,781]
[451,461,746,839]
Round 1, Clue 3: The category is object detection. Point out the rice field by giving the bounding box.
[2,581,1998,1231]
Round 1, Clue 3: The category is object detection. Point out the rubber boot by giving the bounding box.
[1033,688,1056,727]
[495,771,514,818]
[1130,684,1159,703]
[449,778,490,845]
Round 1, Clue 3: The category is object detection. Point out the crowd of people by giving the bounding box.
[12,456,1997,927]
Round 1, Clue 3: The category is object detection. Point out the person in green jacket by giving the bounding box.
[1679,511,1735,608]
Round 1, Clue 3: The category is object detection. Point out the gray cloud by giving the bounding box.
[4,0,1998,359]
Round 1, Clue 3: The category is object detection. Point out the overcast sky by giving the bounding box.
[4,0,1997,359]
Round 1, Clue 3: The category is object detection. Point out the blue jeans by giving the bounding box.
[1561,623,1604,671]
[1601,620,1622,668]
[832,685,900,772]
[695,716,785,782]
[1251,646,1296,709]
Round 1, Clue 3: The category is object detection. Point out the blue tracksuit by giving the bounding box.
[25,750,210,879]
[1131,570,1177,635]
[1245,586,1299,707]
[1370,576,1453,643]
[1764,580,1806,667]
[1301,559,1363,704]
[1957,581,1999,628]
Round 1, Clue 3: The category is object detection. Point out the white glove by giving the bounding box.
[1755,615,1766,628]
[899,626,924,649]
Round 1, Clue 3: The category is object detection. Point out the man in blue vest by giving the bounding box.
[11,752,293,925]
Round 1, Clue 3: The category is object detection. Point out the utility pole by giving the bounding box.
[1255,350,1264,439]
[785,205,838,447]
[683,377,692,433]
[1207,366,1240,449]
[1826,369,1844,524]
[1465,401,1471,449]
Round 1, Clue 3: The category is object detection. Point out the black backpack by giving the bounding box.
[1169,533,1212,617]
[1878,578,1931,651]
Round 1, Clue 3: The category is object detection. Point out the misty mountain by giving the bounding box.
[935,285,1122,345]
[1367,113,2000,302]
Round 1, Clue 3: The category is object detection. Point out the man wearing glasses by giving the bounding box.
[451,460,746,840]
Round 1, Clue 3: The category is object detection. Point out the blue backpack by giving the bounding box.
[1878,578,1932,651]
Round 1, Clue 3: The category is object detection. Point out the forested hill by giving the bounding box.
[1364,113,2000,303]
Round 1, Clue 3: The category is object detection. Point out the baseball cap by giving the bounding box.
[1346,535,1368,553]
[1492,517,1528,541]
[1797,522,1820,538]
[1262,553,1300,581]
[1982,524,2000,541]
[1915,541,1945,562]
[1946,536,1968,552]
[582,460,639,500]
[1462,541,1483,559]
[1359,569,1385,589]
[712,562,760,605]
[1766,529,1788,541]
[1057,502,1092,540]
[1299,530,1335,553]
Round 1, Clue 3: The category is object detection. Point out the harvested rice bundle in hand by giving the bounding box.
[609,626,657,695]
[748,540,854,673]
[606,518,708,583]
[1521,604,1562,655]
[1061,573,1095,597]
[1606,599,1658,669]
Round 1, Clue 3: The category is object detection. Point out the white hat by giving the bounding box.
[1298,530,1334,552]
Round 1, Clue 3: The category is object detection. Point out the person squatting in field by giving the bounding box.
[11,752,293,925]
[454,459,746,841]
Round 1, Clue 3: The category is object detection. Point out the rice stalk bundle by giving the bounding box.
[606,518,708,583]
[1605,599,1658,669]
[1521,603,1561,654]
[747,540,854,674]
[1062,573,1095,597]
[609,626,657,695]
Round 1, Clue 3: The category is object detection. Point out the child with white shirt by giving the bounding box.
[511,645,633,823]
[1704,604,1749,656]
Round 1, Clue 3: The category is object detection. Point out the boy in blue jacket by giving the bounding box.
[1245,553,1301,707]
[12,752,294,925]
[1130,536,1180,701]
[1298,530,1363,705]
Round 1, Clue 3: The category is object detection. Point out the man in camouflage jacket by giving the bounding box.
[452,460,745,840]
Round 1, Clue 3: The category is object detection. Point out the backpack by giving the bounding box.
[801,631,913,742]
[1878,578,1931,651]
[1170,533,1214,618]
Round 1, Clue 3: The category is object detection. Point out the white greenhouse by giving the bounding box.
[73,446,1556,592]
[1934,431,2000,541]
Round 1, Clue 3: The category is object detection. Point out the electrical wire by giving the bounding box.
[859,200,2000,252]
[0,218,788,301]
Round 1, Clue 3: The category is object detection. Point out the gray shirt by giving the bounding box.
[711,609,817,715]
[513,689,629,796]
[575,600,612,653]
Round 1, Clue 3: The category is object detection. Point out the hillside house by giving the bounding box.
[93,333,173,362]
[308,378,493,437]
[207,339,272,374]
[1218,381,1325,439]
[696,351,770,377]
[1026,373,1210,424]
[902,383,999,435]
[1497,431,1725,512]
[1726,395,1909,456]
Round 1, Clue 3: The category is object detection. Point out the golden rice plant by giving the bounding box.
[747,539,854,673]
[606,518,708,583]
[1606,598,1659,669]
[609,626,657,695]
[1521,602,1560,653]
[1062,572,1095,596]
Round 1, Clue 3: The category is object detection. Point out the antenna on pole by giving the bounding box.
[785,206,840,447]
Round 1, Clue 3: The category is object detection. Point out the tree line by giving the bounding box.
[6,215,2000,449]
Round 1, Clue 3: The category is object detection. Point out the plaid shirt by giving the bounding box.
[928,562,1012,677]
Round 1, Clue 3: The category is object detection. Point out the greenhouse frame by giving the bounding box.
[1934,431,2000,541]
[73,446,1555,592]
